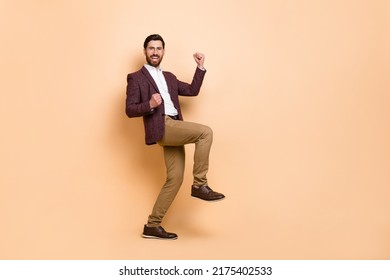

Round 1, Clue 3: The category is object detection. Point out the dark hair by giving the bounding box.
[143,34,165,49]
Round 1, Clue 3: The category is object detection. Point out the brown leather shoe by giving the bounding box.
[142,225,178,240]
[191,185,225,201]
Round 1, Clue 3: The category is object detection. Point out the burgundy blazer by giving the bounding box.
[125,66,206,145]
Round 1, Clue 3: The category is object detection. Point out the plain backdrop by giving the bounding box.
[1,0,389,259]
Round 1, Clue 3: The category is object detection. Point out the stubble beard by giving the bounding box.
[146,55,163,67]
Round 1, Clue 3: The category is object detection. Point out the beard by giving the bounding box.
[146,54,163,67]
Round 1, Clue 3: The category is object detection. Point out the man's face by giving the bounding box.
[144,40,165,67]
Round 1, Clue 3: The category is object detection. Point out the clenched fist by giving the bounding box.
[149,93,162,109]
[193,52,205,68]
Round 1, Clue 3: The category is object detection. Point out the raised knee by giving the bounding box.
[203,126,213,140]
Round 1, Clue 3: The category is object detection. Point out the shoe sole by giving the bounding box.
[191,195,225,202]
[142,234,178,240]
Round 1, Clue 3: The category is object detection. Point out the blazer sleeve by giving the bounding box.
[177,67,206,97]
[125,73,154,118]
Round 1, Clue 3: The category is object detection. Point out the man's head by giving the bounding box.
[143,34,165,67]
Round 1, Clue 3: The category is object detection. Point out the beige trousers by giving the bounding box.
[147,116,213,226]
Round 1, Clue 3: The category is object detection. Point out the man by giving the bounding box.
[125,34,225,240]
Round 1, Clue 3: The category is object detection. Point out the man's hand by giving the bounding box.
[193,52,205,69]
[149,93,162,109]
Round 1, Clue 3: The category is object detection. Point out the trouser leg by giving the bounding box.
[147,145,185,226]
[158,116,213,186]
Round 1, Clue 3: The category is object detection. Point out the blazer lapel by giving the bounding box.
[141,66,159,93]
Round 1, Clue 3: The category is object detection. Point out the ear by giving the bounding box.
[143,48,146,55]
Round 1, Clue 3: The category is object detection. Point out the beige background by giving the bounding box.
[1,0,389,259]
